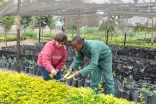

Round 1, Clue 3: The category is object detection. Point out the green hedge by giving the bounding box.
[0,71,135,104]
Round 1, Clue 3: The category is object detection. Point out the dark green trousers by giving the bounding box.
[90,54,114,95]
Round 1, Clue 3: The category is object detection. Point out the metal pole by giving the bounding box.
[16,0,21,73]
[39,15,41,43]
[4,16,7,47]
[124,32,127,46]
[106,29,109,45]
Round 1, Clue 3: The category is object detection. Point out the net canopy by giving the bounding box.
[0,0,156,17]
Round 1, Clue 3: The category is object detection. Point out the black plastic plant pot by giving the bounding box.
[139,91,148,104]
[78,78,85,87]
[114,84,120,98]
[36,68,41,76]
[33,67,37,75]
[2,60,6,68]
[71,77,78,87]
[133,67,139,74]
[66,78,73,86]
[116,63,123,70]
[19,62,25,72]
[29,65,34,74]
[130,89,139,103]
[84,78,90,87]
[25,66,29,73]
[148,95,156,104]
[0,59,2,68]
[112,63,117,70]
[6,61,11,69]
[59,78,66,84]
[119,87,130,100]
[11,62,15,70]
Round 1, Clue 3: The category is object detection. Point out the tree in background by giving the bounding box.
[0,16,15,46]
[46,15,57,33]
[31,15,57,41]
[134,18,156,45]
[21,16,32,39]
[0,0,8,5]
[98,15,117,41]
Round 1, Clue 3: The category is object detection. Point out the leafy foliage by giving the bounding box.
[46,16,57,31]
[0,16,15,33]
[0,71,135,104]
[0,0,8,6]
[21,16,32,30]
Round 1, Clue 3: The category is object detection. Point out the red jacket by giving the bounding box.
[37,40,67,72]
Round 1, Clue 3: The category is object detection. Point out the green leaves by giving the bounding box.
[0,71,135,104]
[0,16,15,33]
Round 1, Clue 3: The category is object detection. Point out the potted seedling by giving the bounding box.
[33,61,37,75]
[29,59,35,74]
[1,54,6,68]
[147,84,156,104]
[11,57,16,70]
[6,57,12,69]
[119,77,130,100]
[138,83,150,104]
[113,71,121,98]
[24,58,29,73]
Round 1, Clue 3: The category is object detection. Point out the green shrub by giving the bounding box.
[21,31,37,38]
[127,29,135,37]
[0,71,135,104]
[81,28,96,35]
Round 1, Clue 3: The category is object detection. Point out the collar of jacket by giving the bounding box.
[81,38,86,52]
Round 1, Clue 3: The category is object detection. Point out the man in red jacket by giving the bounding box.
[37,33,67,80]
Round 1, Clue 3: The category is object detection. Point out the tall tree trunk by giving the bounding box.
[39,15,41,43]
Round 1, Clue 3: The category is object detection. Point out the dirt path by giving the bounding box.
[0,39,47,49]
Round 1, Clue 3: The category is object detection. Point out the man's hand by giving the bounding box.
[74,71,81,77]
[51,69,57,75]
[68,67,73,73]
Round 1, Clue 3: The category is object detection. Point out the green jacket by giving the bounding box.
[70,39,112,77]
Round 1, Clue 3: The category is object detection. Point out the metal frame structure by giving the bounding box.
[0,0,156,17]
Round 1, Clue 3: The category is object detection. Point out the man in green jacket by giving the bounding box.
[68,35,114,95]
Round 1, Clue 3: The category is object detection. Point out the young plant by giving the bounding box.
[2,54,5,60]
[138,93,145,104]
[13,57,16,62]
[122,77,127,87]
[8,57,12,63]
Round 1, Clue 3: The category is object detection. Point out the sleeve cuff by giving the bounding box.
[79,69,87,77]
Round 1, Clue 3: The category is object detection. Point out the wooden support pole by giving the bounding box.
[16,0,21,73]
